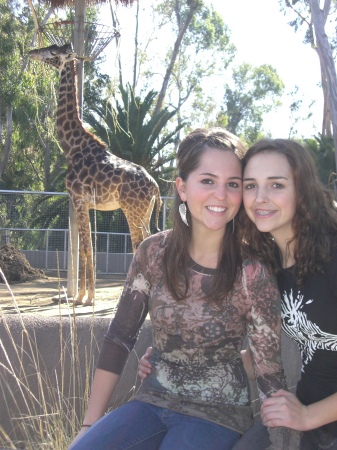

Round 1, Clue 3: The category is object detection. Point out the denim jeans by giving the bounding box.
[70,400,240,450]
[232,421,337,450]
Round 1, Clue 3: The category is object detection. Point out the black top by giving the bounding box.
[277,243,337,436]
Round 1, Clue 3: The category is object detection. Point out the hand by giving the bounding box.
[138,346,153,380]
[261,389,310,431]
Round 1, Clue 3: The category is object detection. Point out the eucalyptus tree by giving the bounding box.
[216,63,284,144]
[279,0,337,172]
[151,0,236,128]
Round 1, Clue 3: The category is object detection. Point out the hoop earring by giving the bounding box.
[179,202,189,226]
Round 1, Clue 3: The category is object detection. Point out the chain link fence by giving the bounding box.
[0,190,173,274]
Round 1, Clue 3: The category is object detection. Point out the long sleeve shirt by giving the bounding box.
[98,230,290,448]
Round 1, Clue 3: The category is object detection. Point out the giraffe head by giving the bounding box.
[29,43,77,71]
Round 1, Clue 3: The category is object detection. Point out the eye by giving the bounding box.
[272,183,284,189]
[243,183,256,190]
[201,178,214,184]
[228,181,240,188]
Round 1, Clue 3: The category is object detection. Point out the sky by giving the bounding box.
[99,0,323,139]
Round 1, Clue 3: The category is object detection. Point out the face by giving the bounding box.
[176,148,242,234]
[243,151,296,242]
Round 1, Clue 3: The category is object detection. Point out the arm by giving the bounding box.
[70,240,152,447]
[261,390,337,431]
[69,369,120,447]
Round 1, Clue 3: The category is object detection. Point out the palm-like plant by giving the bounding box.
[83,83,183,181]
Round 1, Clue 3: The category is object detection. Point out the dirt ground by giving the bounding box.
[0,272,126,317]
[0,243,126,317]
[0,271,126,317]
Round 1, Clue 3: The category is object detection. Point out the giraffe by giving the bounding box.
[29,43,162,306]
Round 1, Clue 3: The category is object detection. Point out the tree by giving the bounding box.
[306,134,336,186]
[216,63,284,144]
[280,0,337,173]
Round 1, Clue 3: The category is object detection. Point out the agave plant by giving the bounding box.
[83,83,183,180]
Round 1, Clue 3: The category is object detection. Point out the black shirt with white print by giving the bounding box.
[277,242,337,436]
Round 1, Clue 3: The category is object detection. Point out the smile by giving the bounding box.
[255,209,275,216]
[207,206,226,212]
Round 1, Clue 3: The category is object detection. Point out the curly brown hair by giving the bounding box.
[239,138,337,284]
[164,127,247,303]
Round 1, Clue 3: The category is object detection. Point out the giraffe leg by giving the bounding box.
[83,234,95,306]
[123,210,145,252]
[73,204,95,306]
[140,197,155,240]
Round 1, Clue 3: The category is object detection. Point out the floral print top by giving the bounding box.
[98,230,290,448]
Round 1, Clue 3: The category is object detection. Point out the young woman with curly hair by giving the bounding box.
[236,138,337,450]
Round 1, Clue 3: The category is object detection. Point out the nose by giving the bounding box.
[213,184,227,200]
[255,186,268,203]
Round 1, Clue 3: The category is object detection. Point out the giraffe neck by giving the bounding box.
[56,60,102,160]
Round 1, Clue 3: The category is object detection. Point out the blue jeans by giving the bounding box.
[232,421,337,450]
[71,400,240,450]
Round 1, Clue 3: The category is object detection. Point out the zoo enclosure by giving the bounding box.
[0,190,173,274]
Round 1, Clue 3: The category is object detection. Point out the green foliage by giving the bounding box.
[306,134,337,187]
[219,63,284,144]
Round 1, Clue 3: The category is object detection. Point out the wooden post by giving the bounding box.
[66,0,85,299]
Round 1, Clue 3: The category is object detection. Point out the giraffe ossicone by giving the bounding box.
[29,43,162,306]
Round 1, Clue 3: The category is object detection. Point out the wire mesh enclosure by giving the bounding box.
[0,190,173,274]
[39,21,120,60]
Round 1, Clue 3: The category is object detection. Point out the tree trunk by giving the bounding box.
[310,0,337,172]
[0,106,13,178]
[316,45,332,137]
[132,0,140,91]
[153,0,201,116]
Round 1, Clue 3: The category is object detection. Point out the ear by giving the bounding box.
[176,177,187,202]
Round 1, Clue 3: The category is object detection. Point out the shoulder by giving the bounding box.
[241,257,273,280]
[135,230,172,258]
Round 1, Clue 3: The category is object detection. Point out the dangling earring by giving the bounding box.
[232,217,235,233]
[179,202,189,226]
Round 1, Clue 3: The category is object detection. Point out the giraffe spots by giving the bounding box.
[92,148,102,156]
[62,142,71,152]
[138,191,146,201]
[103,179,113,189]
[84,176,93,186]
[111,175,122,184]
[83,155,94,167]
[63,121,71,132]
[89,164,98,177]
[67,170,77,182]
[95,172,106,183]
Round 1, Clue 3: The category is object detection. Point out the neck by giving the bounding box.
[189,227,225,268]
[56,60,86,158]
[273,235,296,268]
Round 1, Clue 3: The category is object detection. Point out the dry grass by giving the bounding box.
[0,268,102,449]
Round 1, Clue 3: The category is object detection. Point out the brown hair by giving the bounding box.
[239,138,337,284]
[164,127,247,303]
